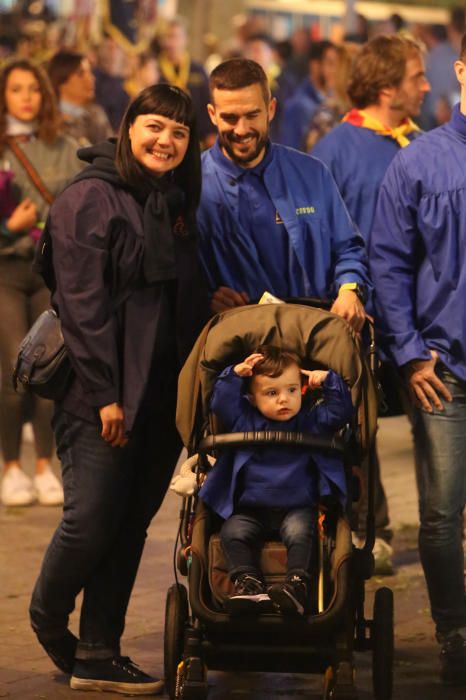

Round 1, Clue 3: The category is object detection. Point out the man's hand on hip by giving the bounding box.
[404,350,453,412]
[330,290,366,332]
[211,286,249,314]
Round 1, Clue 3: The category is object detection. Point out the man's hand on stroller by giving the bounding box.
[211,286,249,314]
[234,353,264,376]
[330,289,365,332]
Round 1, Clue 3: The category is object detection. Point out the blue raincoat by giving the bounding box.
[197,141,369,301]
[370,105,466,379]
[200,367,353,519]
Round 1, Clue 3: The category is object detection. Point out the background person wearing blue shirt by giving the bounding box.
[370,37,466,687]
[196,58,369,332]
[312,34,431,575]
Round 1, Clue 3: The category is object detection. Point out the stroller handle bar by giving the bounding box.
[198,431,345,455]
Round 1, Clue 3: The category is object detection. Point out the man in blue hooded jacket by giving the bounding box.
[370,36,466,687]
[197,58,369,332]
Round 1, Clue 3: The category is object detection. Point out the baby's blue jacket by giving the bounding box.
[200,367,353,519]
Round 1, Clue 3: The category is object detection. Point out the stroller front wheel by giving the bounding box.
[164,583,189,700]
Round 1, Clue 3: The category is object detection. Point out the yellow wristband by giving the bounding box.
[339,283,366,303]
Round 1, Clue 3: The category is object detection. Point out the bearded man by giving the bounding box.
[197,58,369,329]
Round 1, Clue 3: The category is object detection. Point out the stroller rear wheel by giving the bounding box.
[164,583,189,700]
[372,586,394,700]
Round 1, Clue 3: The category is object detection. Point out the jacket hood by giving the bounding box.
[74,138,125,188]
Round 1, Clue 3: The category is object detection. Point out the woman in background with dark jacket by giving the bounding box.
[29,84,208,696]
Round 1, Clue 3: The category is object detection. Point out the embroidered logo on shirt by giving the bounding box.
[275,210,284,224]
[296,206,316,215]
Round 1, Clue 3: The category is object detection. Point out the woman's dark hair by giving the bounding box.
[116,83,201,218]
[0,58,60,151]
[47,50,83,98]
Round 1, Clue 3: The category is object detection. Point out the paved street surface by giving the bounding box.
[1,416,465,699]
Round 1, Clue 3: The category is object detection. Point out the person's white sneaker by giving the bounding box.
[1,466,36,506]
[33,466,64,506]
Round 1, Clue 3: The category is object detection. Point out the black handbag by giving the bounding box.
[12,309,73,401]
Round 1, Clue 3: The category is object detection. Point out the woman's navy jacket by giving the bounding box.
[199,367,353,520]
[46,171,208,434]
[370,106,466,380]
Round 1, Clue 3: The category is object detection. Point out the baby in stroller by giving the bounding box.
[199,344,354,617]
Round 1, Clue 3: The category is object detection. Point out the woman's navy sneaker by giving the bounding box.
[70,656,164,695]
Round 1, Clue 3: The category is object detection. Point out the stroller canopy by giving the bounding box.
[176,304,377,454]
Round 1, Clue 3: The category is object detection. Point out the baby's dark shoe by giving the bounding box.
[268,573,310,616]
[223,573,272,615]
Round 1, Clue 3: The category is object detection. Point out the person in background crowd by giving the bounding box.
[280,40,338,150]
[197,58,369,330]
[0,59,82,507]
[47,51,113,145]
[157,16,216,148]
[420,24,458,129]
[124,51,160,100]
[93,36,130,132]
[283,26,312,82]
[312,35,430,574]
[305,42,360,151]
[243,32,297,143]
[29,83,208,694]
[369,36,466,687]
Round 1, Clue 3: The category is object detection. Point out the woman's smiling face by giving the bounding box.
[128,113,190,176]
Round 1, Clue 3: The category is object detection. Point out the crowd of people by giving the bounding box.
[0,4,465,695]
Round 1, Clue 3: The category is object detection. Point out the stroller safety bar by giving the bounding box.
[198,431,345,454]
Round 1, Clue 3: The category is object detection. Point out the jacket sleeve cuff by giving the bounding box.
[391,334,431,368]
[85,387,119,408]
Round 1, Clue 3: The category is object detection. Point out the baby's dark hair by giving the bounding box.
[252,345,301,378]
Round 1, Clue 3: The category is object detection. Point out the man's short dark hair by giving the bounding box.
[209,58,270,104]
[347,35,422,109]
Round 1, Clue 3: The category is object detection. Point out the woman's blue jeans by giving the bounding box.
[220,506,316,582]
[411,366,466,637]
[29,406,181,660]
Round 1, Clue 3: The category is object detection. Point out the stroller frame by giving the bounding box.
[165,303,394,700]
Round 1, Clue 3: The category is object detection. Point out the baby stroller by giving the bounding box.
[165,303,393,700]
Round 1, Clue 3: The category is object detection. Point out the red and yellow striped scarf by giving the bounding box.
[342,108,420,148]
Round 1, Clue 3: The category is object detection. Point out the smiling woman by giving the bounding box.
[28,83,209,695]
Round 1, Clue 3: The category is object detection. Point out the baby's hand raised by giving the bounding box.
[301,369,329,389]
[234,353,264,377]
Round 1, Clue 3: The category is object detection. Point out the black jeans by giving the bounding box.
[29,405,181,660]
[220,506,316,582]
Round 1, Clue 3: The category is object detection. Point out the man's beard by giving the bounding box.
[219,129,268,165]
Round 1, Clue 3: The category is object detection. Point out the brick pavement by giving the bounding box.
[0,416,464,699]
